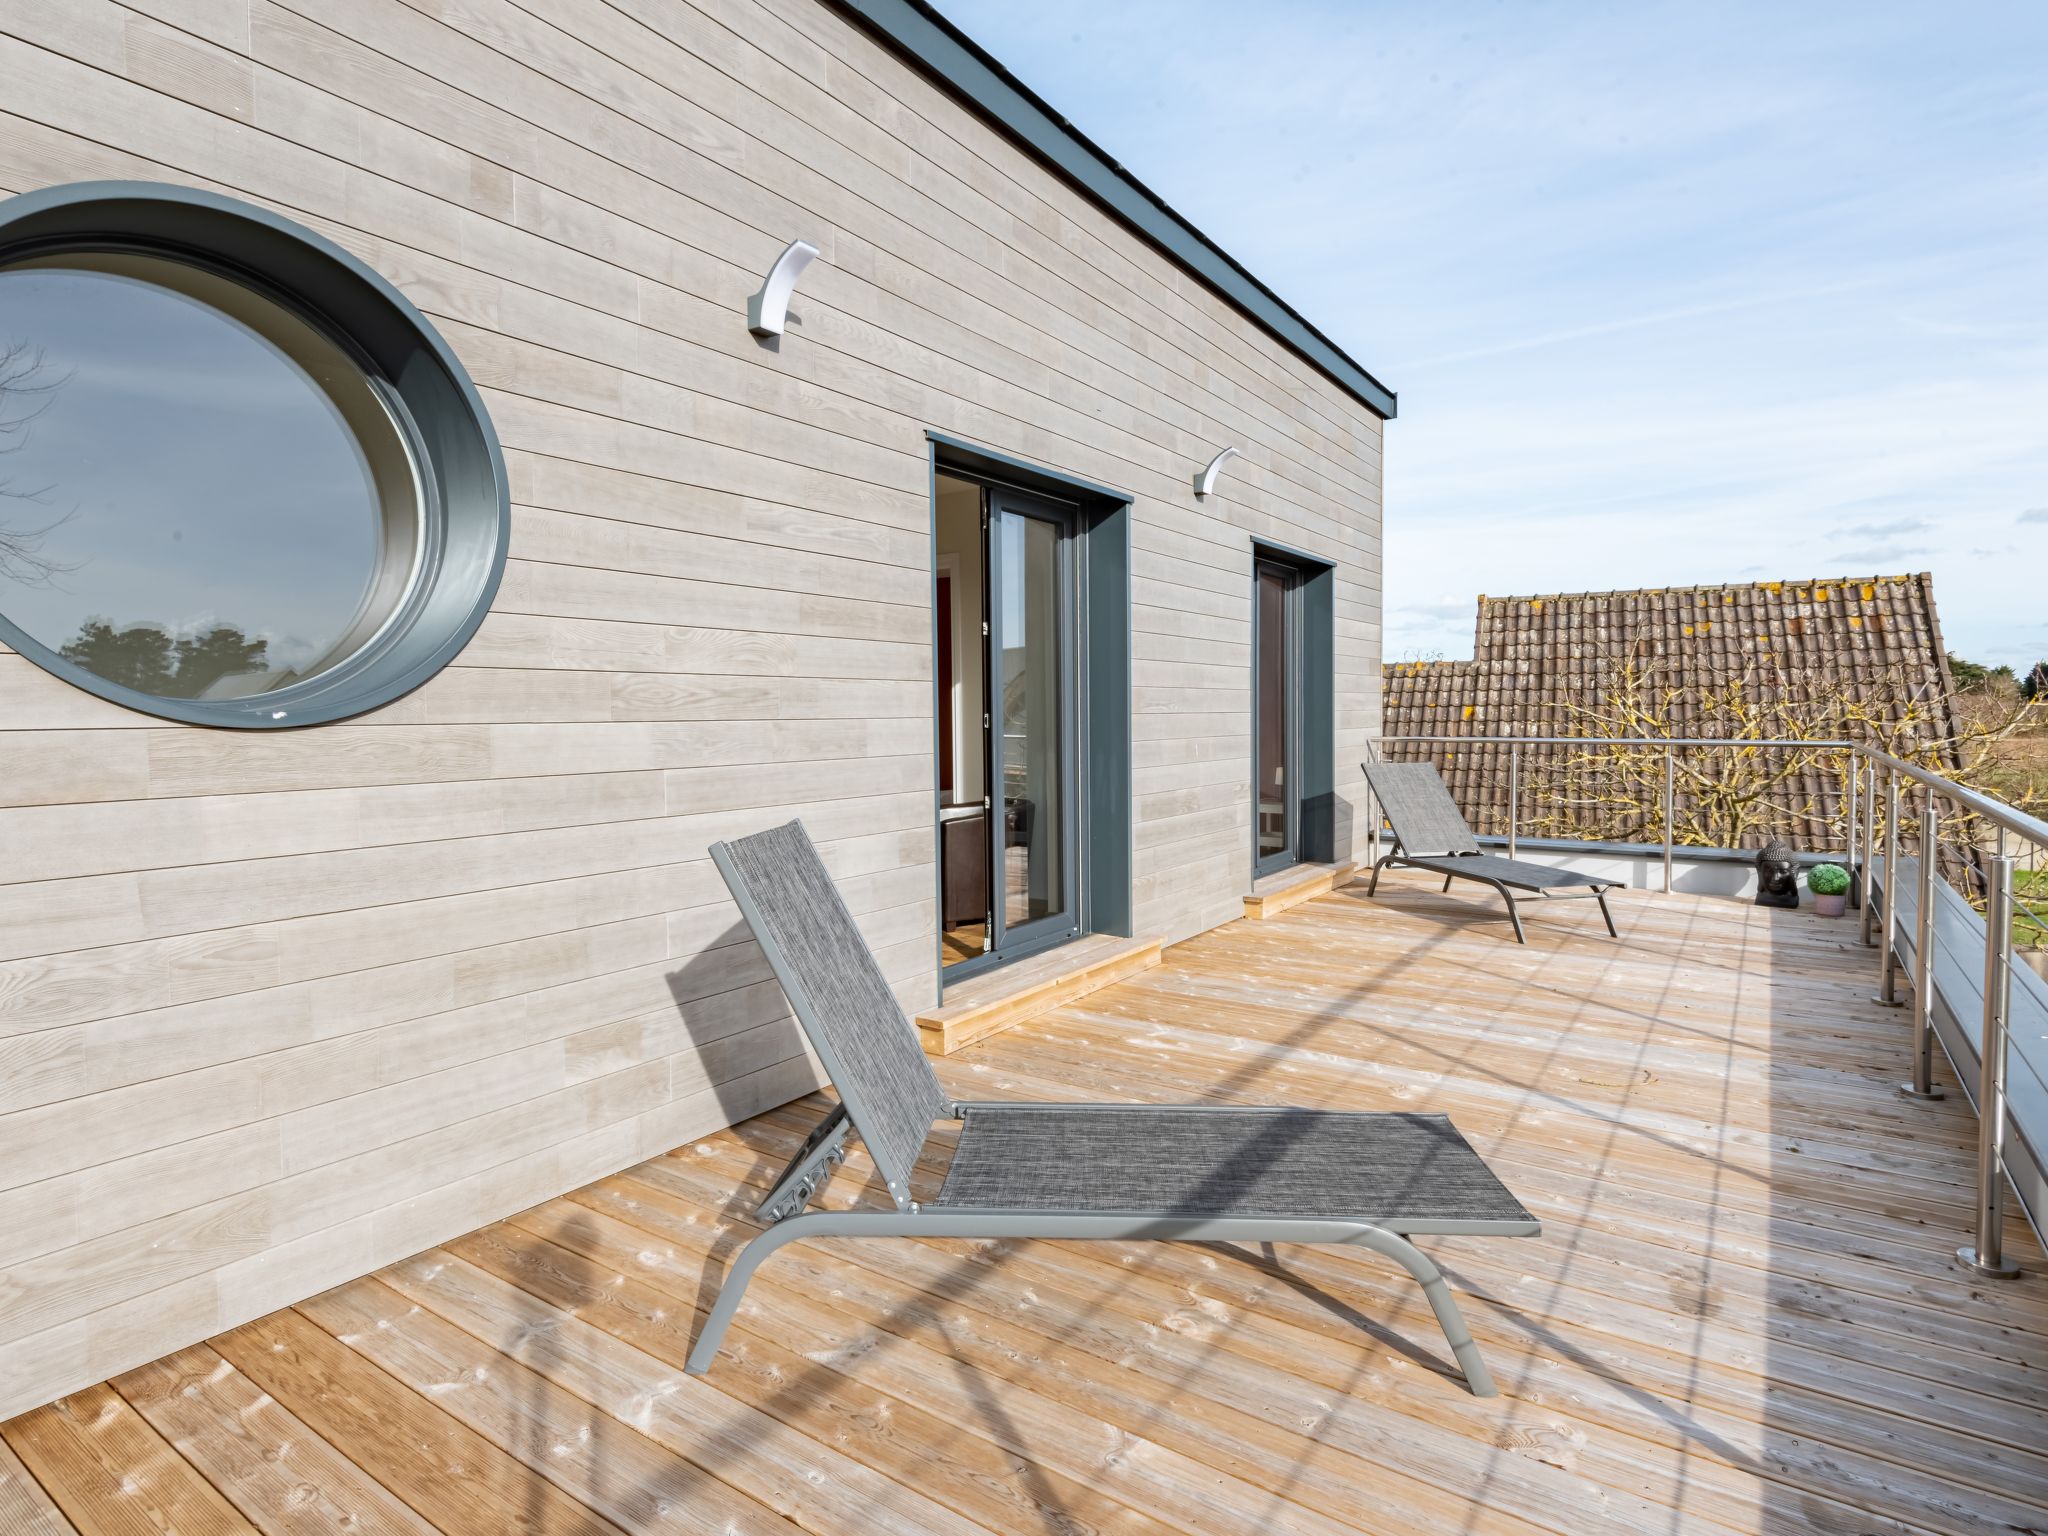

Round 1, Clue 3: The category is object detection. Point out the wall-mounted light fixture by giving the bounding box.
[747,238,819,338]
[1194,445,1239,499]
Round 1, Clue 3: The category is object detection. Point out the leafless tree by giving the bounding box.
[0,338,74,586]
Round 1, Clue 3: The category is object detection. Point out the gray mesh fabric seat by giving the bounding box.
[939,1106,1530,1224]
[689,818,1538,1397]
[1364,761,1620,944]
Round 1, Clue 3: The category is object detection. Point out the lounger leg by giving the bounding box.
[1368,855,1393,897]
[1596,891,1618,939]
[1342,1229,1500,1397]
[1442,872,1454,894]
[1503,893,1527,945]
[687,1211,844,1374]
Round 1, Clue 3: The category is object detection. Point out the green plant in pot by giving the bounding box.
[1807,862,1851,917]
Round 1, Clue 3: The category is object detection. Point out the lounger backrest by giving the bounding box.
[712,820,949,1208]
[1363,761,1481,856]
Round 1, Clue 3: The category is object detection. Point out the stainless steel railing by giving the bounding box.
[1374,733,2046,1276]
[1853,744,2047,1278]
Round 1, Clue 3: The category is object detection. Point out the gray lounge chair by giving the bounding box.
[1363,760,1619,944]
[685,818,1537,1396]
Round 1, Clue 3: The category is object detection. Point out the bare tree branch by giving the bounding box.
[0,338,77,586]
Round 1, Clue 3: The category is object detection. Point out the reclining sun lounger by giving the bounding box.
[1363,760,1620,944]
[685,818,1538,1396]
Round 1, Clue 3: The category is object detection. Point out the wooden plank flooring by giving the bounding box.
[6,885,2046,1535]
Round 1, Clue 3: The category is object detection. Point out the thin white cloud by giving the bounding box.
[1830,518,1929,540]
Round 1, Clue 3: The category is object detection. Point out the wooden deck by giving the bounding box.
[5,884,2047,1535]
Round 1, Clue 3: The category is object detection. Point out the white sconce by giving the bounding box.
[1194,445,1239,499]
[747,239,819,338]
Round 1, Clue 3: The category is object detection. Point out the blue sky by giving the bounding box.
[939,0,2048,672]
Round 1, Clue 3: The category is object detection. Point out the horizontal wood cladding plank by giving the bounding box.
[0,822,926,1036]
[510,504,927,608]
[75,716,930,806]
[0,916,662,1123]
[0,731,151,809]
[508,450,929,569]
[0,884,915,1165]
[0,771,671,885]
[460,611,931,680]
[0,889,926,1201]
[0,1049,832,1415]
[0,1027,816,1345]
[494,554,925,645]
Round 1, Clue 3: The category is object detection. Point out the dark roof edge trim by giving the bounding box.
[829,0,1397,420]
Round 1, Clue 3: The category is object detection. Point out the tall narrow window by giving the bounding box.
[1254,558,1303,877]
[996,498,1073,940]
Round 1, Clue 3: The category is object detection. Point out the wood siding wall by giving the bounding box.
[0,0,1383,1418]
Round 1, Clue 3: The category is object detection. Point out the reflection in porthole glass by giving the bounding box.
[0,250,420,702]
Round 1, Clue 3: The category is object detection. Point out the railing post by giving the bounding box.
[1844,753,1861,910]
[1875,771,1903,1005]
[1860,764,1881,947]
[1507,744,1519,859]
[1661,748,1675,894]
[1958,854,2021,1278]
[1901,797,1944,1099]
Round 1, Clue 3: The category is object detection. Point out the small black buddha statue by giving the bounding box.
[1754,839,1800,908]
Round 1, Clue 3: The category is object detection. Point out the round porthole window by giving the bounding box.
[0,182,506,727]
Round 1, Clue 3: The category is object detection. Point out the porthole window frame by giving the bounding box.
[0,181,508,729]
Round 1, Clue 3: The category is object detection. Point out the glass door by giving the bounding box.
[1254,558,1302,878]
[988,489,1080,955]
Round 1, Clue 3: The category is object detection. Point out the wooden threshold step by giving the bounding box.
[1243,860,1357,921]
[917,934,1163,1056]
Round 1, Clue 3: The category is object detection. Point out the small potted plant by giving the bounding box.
[1807,862,1850,917]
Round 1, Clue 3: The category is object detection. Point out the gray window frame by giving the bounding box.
[0,181,508,729]
[926,433,1132,994]
[1253,556,1307,880]
[983,482,1083,962]
[1250,540,1338,879]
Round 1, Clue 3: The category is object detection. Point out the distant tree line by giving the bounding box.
[1949,650,2048,698]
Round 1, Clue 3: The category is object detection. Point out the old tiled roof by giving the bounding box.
[1382,574,1959,849]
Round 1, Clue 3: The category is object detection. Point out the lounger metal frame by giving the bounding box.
[688,834,1539,1396]
[1363,761,1619,944]
[1366,847,1619,945]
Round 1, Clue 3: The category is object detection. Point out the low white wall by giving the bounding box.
[1458,837,1854,905]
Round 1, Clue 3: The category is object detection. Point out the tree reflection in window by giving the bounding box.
[57,619,269,699]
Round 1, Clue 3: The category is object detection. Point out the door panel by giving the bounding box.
[997,508,1068,933]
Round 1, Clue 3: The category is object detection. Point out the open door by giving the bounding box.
[935,471,1080,976]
